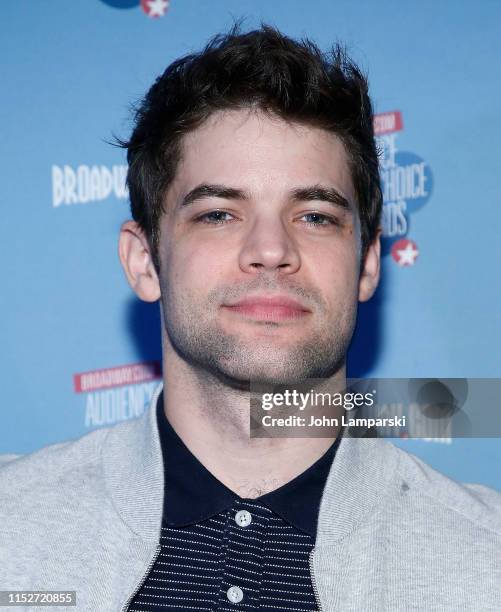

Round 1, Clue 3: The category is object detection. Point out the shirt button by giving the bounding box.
[227,585,244,603]
[234,510,252,527]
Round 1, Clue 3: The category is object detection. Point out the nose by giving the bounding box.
[238,215,301,275]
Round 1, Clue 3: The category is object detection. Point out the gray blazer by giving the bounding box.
[1,384,500,611]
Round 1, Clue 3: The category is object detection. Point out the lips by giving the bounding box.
[222,295,311,322]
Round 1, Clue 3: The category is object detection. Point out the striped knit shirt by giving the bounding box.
[127,391,339,612]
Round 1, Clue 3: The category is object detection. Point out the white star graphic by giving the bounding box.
[145,0,169,17]
[396,242,419,266]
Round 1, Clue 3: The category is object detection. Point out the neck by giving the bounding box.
[161,344,344,499]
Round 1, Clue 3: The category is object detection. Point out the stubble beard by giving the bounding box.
[161,286,356,389]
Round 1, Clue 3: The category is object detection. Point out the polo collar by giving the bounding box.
[157,389,340,537]
[102,383,399,544]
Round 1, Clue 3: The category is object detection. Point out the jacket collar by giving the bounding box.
[102,382,400,544]
[316,433,401,544]
[101,383,165,543]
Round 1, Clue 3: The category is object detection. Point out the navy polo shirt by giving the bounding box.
[127,391,340,611]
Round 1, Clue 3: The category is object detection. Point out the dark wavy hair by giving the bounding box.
[120,24,382,271]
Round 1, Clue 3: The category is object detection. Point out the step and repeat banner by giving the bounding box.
[1,1,500,489]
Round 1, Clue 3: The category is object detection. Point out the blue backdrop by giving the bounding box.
[1,0,499,490]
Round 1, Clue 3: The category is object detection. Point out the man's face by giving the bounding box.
[156,109,378,385]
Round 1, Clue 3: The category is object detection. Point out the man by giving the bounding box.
[1,25,500,612]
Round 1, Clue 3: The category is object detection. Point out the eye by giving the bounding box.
[195,210,235,224]
[299,212,339,227]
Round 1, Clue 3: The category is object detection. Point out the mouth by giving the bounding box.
[221,295,311,323]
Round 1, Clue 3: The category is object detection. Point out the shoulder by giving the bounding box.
[390,442,501,537]
[0,425,113,504]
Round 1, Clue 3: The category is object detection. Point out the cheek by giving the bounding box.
[307,243,360,306]
[321,266,359,306]
[164,236,232,298]
[307,234,359,274]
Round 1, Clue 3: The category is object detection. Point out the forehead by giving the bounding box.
[168,109,356,206]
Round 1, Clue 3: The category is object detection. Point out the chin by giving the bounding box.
[216,358,338,388]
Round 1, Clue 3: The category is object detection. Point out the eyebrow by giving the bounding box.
[180,184,247,208]
[179,182,352,212]
[290,186,352,212]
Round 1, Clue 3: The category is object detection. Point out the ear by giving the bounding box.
[118,220,161,302]
[358,229,381,303]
